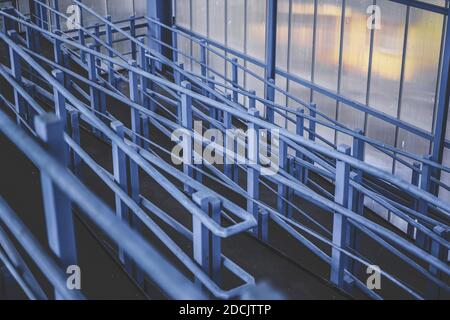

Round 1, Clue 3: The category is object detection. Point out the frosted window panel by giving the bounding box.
[369,0,405,118]
[366,115,396,147]
[113,32,131,56]
[313,93,337,146]
[226,55,245,104]
[192,0,207,36]
[17,0,29,15]
[191,41,203,74]
[365,144,393,174]
[289,0,314,80]
[340,0,371,105]
[208,50,226,85]
[175,0,190,29]
[107,0,134,21]
[246,0,266,61]
[227,0,245,52]
[336,103,365,146]
[288,81,311,105]
[276,0,290,71]
[177,36,192,71]
[81,0,107,26]
[400,8,443,132]
[395,129,431,181]
[274,77,288,129]
[208,0,225,44]
[134,0,147,16]
[314,0,342,91]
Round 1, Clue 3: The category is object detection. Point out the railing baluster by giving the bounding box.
[193,192,222,288]
[35,114,77,299]
[111,121,144,287]
[331,144,351,289]
[181,81,194,194]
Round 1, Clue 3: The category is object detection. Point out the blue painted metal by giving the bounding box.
[0,1,449,300]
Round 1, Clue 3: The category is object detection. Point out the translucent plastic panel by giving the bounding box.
[369,0,405,118]
[134,0,147,16]
[400,8,443,132]
[336,103,365,146]
[191,40,203,74]
[208,0,225,44]
[177,36,192,71]
[246,0,267,61]
[57,0,107,29]
[227,0,245,52]
[175,0,191,29]
[289,0,314,80]
[313,93,337,146]
[191,0,207,36]
[276,0,290,71]
[275,77,288,129]
[208,50,225,84]
[340,0,371,105]
[366,115,396,147]
[107,0,134,21]
[314,0,342,90]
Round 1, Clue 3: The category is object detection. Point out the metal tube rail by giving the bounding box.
[0,108,206,300]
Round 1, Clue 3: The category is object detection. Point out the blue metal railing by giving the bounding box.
[0,1,448,300]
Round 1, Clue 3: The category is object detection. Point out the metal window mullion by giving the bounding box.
[335,0,346,146]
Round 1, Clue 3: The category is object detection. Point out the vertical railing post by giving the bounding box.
[431,6,450,196]
[87,44,101,135]
[416,157,432,250]
[66,106,81,176]
[192,192,222,287]
[53,30,63,65]
[138,37,150,110]
[200,40,207,86]
[427,226,449,299]
[53,0,61,31]
[208,76,217,125]
[129,60,142,146]
[408,162,421,239]
[308,103,317,142]
[62,49,71,88]
[296,110,306,184]
[248,97,264,239]
[331,144,351,288]
[277,137,288,216]
[181,81,194,194]
[130,15,137,60]
[78,1,86,63]
[35,114,77,299]
[347,129,365,260]
[266,79,275,124]
[8,31,26,127]
[105,15,115,86]
[52,70,67,127]
[224,94,233,179]
[172,24,178,64]
[231,58,239,103]
[111,121,144,287]
[175,63,185,124]
[265,0,277,104]
[287,157,296,219]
